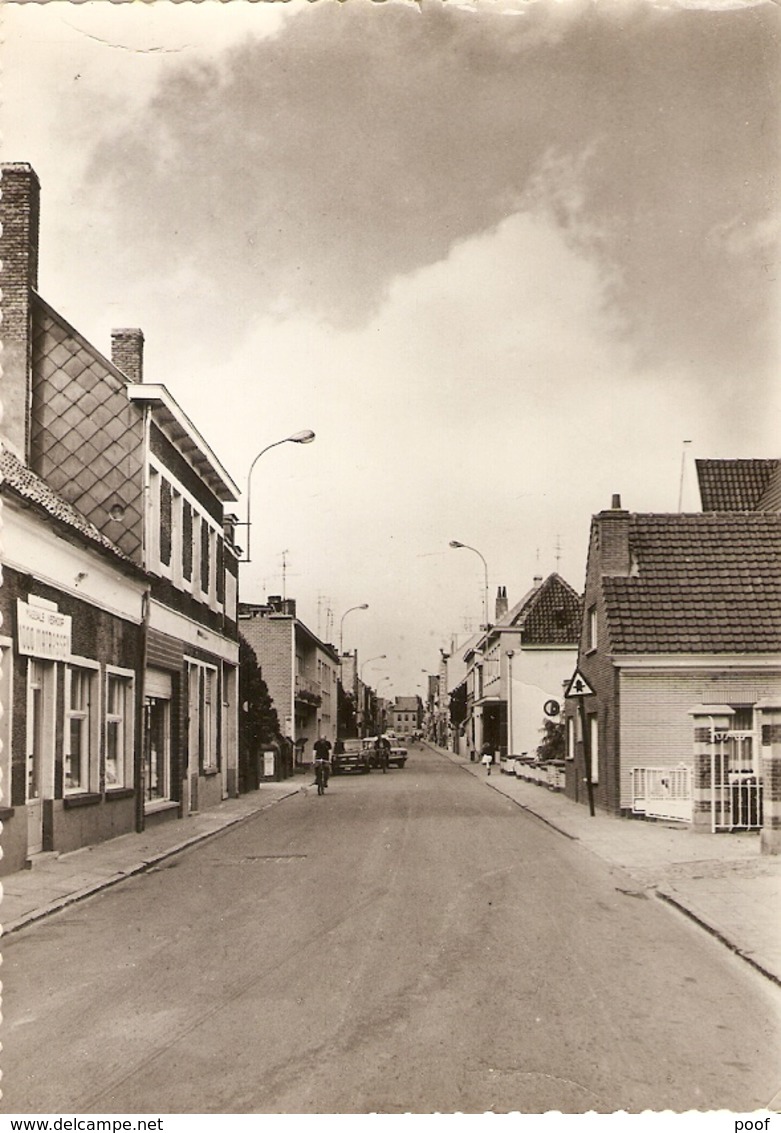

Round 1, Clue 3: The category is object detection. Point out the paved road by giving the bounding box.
[4,746,780,1113]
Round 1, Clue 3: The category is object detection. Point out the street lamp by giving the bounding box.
[360,654,386,680]
[241,430,315,562]
[340,603,369,655]
[449,540,489,629]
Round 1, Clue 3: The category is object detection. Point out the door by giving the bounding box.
[26,659,54,856]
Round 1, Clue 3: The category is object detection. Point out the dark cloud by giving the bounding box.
[87,0,779,384]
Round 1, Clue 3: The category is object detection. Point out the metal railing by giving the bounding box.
[630,764,693,823]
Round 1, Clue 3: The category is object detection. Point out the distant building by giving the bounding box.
[462,576,582,760]
[390,696,423,737]
[239,597,340,765]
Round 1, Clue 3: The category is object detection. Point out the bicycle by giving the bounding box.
[314,759,329,795]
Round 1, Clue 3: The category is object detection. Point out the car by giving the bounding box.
[332,741,372,775]
[362,735,407,769]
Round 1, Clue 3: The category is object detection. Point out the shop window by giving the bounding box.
[105,670,134,789]
[65,665,98,794]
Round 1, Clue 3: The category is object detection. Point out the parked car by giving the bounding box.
[332,740,372,775]
[362,736,408,769]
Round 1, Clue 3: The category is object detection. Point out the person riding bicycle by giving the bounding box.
[313,736,332,792]
[374,734,391,773]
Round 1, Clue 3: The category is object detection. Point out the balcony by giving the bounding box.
[295,673,321,707]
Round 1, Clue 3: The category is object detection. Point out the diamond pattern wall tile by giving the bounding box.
[31,303,144,562]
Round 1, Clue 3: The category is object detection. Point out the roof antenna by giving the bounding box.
[555,535,562,572]
[677,440,692,513]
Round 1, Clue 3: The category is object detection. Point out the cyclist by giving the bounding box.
[375,734,391,773]
[313,736,332,793]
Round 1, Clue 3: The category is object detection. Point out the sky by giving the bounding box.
[2,0,779,698]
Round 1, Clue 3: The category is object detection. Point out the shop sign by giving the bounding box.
[17,600,72,661]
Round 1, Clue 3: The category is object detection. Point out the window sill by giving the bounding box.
[203,767,220,777]
[144,798,179,815]
[64,792,101,810]
[106,787,135,801]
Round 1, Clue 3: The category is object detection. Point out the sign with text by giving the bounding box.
[17,600,72,661]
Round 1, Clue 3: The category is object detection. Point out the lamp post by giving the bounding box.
[360,654,386,681]
[340,603,369,655]
[506,649,515,762]
[241,430,315,562]
[449,540,489,629]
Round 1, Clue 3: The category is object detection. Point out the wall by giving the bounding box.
[618,666,781,810]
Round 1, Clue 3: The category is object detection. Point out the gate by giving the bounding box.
[710,729,763,833]
[630,765,692,822]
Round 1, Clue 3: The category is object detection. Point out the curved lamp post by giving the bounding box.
[360,654,386,681]
[241,430,315,562]
[449,540,489,629]
[340,603,369,655]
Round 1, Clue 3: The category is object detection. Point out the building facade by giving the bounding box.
[238,597,339,765]
[563,495,781,824]
[1,162,241,866]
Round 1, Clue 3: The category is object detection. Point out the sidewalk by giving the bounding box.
[435,743,781,989]
[0,781,303,936]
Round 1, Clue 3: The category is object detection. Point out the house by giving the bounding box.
[563,494,781,831]
[696,458,781,512]
[238,597,340,766]
[1,162,241,862]
[0,451,148,873]
[390,696,423,738]
[462,576,582,760]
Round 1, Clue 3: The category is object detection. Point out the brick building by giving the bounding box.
[0,163,241,865]
[563,495,781,824]
[238,597,339,767]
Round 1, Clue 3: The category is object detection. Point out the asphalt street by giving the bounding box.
[3,745,780,1114]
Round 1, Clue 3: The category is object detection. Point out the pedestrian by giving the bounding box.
[481,744,493,776]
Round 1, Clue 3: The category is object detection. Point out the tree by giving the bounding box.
[337,679,356,738]
[239,634,279,791]
[536,718,565,762]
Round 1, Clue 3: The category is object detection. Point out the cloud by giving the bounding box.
[81,0,778,392]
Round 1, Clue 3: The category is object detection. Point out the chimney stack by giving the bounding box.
[533,575,543,589]
[111,328,144,384]
[495,585,508,621]
[597,493,631,575]
[0,163,41,461]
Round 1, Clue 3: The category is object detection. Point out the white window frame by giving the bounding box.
[64,659,100,796]
[145,694,172,806]
[0,636,13,807]
[566,715,575,760]
[105,666,135,791]
[186,658,219,773]
[586,606,598,653]
[147,466,161,574]
[589,714,599,783]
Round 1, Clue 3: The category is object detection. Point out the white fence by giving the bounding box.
[510,759,565,791]
[630,764,693,823]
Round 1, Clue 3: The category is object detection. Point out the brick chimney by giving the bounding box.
[596,493,631,575]
[111,328,144,384]
[0,163,41,461]
[495,586,508,621]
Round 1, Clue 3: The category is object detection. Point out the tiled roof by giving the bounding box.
[0,448,141,569]
[503,573,582,645]
[602,513,781,654]
[696,459,779,511]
